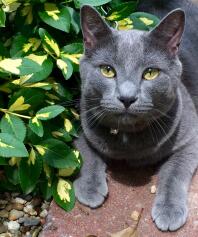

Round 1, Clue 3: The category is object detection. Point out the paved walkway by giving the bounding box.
[40,162,198,237]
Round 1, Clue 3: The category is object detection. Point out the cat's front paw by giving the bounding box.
[74,176,108,208]
[152,201,188,231]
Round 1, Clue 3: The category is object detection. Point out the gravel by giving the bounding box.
[0,192,50,236]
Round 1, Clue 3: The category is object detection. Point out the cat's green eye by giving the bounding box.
[143,68,160,80]
[100,65,116,78]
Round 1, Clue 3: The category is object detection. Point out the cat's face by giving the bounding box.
[80,6,185,128]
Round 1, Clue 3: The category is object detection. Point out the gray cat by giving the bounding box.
[74,0,198,232]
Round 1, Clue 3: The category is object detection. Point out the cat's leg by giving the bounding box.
[73,134,108,208]
[152,142,198,231]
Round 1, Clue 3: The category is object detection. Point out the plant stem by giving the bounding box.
[0,108,31,119]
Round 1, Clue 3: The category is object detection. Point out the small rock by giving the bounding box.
[131,210,140,221]
[0,234,12,237]
[23,217,40,227]
[7,221,20,233]
[18,217,25,224]
[24,204,37,216]
[9,209,24,221]
[5,204,12,211]
[11,203,24,211]
[0,204,6,210]
[150,185,157,194]
[0,210,9,218]
[41,202,49,210]
[0,223,8,234]
[40,218,46,226]
[0,200,8,205]
[20,225,30,233]
[39,209,48,218]
[13,197,27,205]
[32,227,42,237]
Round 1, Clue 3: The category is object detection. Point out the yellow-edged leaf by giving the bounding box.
[9,96,31,112]
[56,59,67,74]
[58,167,76,177]
[61,53,82,64]
[44,3,60,21]
[0,58,22,74]
[28,148,36,165]
[25,54,47,65]
[64,118,72,132]
[44,35,60,57]
[35,145,46,156]
[117,18,133,30]
[21,5,33,24]
[139,17,154,26]
[57,178,71,203]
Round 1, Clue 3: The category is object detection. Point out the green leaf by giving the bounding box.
[29,117,44,137]
[0,157,8,165]
[0,114,26,141]
[10,36,41,57]
[22,57,53,83]
[9,88,45,110]
[62,43,83,54]
[0,8,6,27]
[35,139,79,168]
[130,12,160,31]
[66,7,80,34]
[106,1,137,21]
[36,105,65,120]
[57,58,73,80]
[0,133,28,157]
[52,178,75,211]
[74,0,111,7]
[39,4,71,33]
[39,28,60,57]
[5,166,19,185]
[40,179,53,200]
[19,155,42,194]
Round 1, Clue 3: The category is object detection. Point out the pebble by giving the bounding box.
[0,204,6,210]
[5,204,12,211]
[0,234,12,237]
[24,204,37,216]
[0,193,49,236]
[39,209,48,218]
[23,217,40,227]
[13,197,27,205]
[0,223,8,234]
[150,185,157,194]
[11,203,24,211]
[0,210,9,218]
[32,227,42,237]
[7,221,20,233]
[0,200,8,205]
[9,209,24,221]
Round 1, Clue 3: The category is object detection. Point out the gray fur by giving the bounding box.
[74,0,198,231]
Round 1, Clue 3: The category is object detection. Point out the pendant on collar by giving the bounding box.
[110,128,119,135]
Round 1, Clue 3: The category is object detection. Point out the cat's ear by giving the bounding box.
[150,9,185,56]
[80,5,112,49]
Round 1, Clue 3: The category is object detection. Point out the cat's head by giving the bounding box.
[80,5,185,129]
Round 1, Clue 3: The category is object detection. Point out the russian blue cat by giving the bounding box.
[74,0,198,231]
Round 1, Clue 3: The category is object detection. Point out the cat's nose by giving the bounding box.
[118,95,138,108]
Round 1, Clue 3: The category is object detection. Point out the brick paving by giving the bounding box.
[40,163,198,237]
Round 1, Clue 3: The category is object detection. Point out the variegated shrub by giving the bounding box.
[0,0,159,210]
